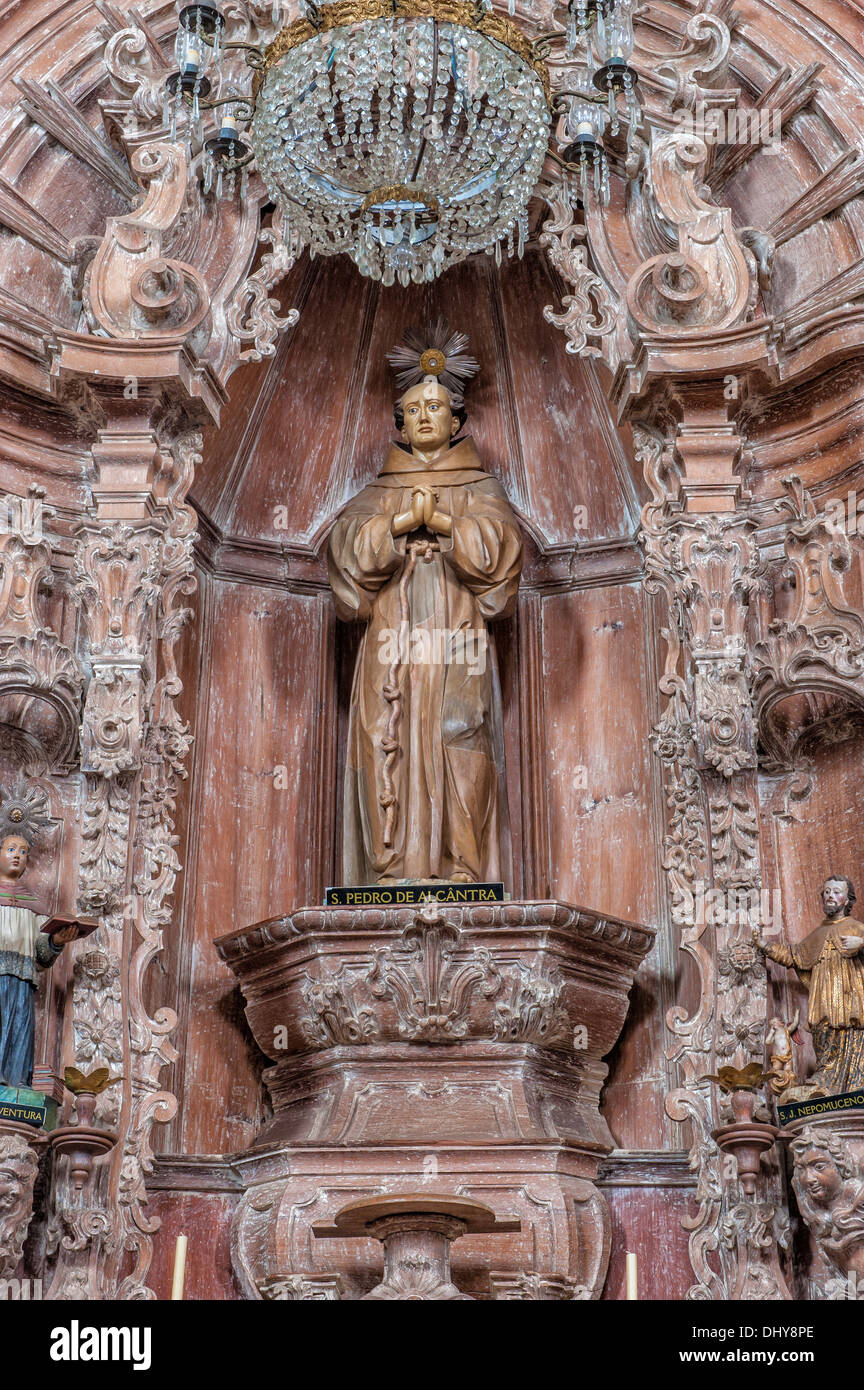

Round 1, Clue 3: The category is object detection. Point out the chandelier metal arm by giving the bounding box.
[222,41,268,69]
[196,95,256,120]
[553,90,608,108]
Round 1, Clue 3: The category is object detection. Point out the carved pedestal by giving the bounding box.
[784,1113,864,1298]
[314,1195,520,1300]
[216,899,654,1300]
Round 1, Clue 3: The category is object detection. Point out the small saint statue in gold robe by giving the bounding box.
[327,325,522,886]
[754,876,864,1095]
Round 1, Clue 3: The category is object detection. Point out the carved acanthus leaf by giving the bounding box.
[493,963,569,1046]
[301,968,378,1047]
[366,902,503,1042]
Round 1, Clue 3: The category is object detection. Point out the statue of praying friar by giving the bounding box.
[327,323,523,886]
[754,875,864,1096]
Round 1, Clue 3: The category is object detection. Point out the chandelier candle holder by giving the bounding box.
[202,92,255,198]
[166,3,226,135]
[165,0,552,285]
[557,90,609,205]
[590,2,640,144]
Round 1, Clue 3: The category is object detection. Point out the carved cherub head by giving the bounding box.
[0,1134,39,1278]
[791,1130,856,1211]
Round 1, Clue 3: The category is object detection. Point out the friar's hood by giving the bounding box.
[369,435,490,488]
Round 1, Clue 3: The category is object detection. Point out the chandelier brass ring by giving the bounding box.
[251,0,551,106]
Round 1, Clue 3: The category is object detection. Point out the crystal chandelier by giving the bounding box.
[167,1,551,285]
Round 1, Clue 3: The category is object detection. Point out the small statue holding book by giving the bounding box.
[0,779,96,1090]
[754,876,864,1097]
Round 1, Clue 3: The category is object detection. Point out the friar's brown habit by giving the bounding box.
[328,436,522,885]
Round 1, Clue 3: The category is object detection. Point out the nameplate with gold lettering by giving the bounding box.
[325,883,505,907]
[777,1087,864,1127]
[0,1100,46,1128]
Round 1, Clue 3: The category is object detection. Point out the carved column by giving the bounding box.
[637,424,791,1298]
[599,120,792,1298]
[42,421,200,1301]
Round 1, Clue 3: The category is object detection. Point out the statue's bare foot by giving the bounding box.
[450,872,475,883]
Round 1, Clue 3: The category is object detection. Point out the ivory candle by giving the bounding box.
[171,1233,188,1301]
[625,1250,638,1300]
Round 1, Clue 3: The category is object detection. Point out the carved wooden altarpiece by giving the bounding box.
[0,0,862,1302]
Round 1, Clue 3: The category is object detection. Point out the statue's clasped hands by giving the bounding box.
[392,485,452,538]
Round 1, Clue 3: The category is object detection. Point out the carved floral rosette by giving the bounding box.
[216,898,653,1299]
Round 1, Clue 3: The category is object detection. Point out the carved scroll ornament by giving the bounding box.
[86,144,211,349]
[627,132,756,335]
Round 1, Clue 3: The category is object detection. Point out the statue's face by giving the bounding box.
[0,835,29,880]
[822,878,850,918]
[400,383,458,453]
[799,1149,842,1206]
